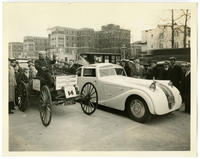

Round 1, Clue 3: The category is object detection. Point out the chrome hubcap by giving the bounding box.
[130,99,145,118]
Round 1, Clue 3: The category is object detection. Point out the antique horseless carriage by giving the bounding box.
[16,67,98,127]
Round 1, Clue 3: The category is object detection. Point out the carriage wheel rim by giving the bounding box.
[81,83,98,114]
[40,86,52,126]
[130,99,145,118]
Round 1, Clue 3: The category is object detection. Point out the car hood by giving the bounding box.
[100,75,170,89]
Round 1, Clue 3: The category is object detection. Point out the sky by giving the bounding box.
[3,3,191,45]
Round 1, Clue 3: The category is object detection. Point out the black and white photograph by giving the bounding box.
[2,2,197,157]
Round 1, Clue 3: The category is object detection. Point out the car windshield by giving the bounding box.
[115,68,126,76]
[99,67,116,77]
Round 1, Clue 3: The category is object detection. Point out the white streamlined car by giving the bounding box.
[76,63,182,123]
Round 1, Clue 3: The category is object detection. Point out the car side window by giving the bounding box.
[76,68,82,76]
[83,69,96,77]
[115,68,126,76]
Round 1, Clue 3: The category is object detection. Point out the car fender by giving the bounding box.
[99,88,157,114]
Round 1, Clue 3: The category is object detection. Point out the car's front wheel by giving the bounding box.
[126,96,151,123]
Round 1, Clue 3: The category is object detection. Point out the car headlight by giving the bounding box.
[149,81,156,91]
[168,81,173,87]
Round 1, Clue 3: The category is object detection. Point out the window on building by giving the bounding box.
[188,40,190,47]
[175,31,179,37]
[151,45,153,48]
[151,34,153,38]
[159,43,163,49]
[174,42,179,48]
[159,33,164,39]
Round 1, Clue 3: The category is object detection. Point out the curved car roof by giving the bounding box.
[85,63,123,69]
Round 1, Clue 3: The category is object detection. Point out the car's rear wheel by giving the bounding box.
[126,96,151,123]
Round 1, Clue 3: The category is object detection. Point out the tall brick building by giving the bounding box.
[48,24,131,63]
[48,26,95,61]
[23,36,48,59]
[95,24,130,54]
[8,42,23,58]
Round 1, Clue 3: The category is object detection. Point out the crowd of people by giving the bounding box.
[8,52,79,114]
[120,57,191,114]
[8,53,191,114]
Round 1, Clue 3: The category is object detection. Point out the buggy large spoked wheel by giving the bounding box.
[40,85,52,127]
[80,82,98,115]
[18,82,29,112]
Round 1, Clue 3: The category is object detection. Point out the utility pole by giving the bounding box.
[183,9,189,48]
[171,9,174,48]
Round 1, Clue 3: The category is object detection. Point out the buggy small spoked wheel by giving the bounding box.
[40,85,52,127]
[18,82,28,112]
[80,82,98,115]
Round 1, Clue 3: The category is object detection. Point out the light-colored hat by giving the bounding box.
[169,57,176,60]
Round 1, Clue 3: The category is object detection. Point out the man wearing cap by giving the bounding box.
[132,59,145,79]
[28,62,37,80]
[146,60,159,79]
[159,61,171,80]
[9,58,17,114]
[35,52,53,87]
[168,57,183,93]
[181,63,191,113]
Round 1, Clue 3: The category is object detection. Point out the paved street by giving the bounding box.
[9,97,190,151]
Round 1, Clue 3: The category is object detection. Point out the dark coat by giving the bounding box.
[169,65,183,89]
[146,67,160,79]
[159,68,171,80]
[181,72,190,113]
[35,59,49,76]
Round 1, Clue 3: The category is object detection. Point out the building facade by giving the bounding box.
[48,26,95,61]
[142,25,190,51]
[95,24,131,56]
[8,42,23,58]
[130,41,147,58]
[23,36,48,59]
[48,24,131,62]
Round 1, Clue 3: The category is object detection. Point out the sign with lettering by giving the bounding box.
[55,75,77,90]
[64,86,77,98]
[32,79,40,91]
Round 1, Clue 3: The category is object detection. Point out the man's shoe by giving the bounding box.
[9,111,14,114]
[12,107,16,110]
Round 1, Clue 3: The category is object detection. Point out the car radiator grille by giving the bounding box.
[158,84,175,109]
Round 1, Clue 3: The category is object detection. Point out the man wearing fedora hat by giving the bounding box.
[168,57,183,93]
[181,63,191,113]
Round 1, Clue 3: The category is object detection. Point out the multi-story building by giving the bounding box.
[48,26,95,61]
[8,42,23,58]
[95,24,130,54]
[48,24,131,63]
[142,25,190,51]
[130,41,147,57]
[23,36,48,59]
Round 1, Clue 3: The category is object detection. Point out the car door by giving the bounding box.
[77,67,97,91]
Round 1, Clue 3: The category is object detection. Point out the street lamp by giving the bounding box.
[121,44,127,60]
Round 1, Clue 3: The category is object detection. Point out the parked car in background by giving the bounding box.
[76,63,182,123]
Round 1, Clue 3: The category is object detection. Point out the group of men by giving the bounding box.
[120,57,191,113]
[9,53,191,114]
[8,52,78,114]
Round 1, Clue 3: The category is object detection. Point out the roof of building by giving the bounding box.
[85,63,122,68]
[80,52,121,55]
